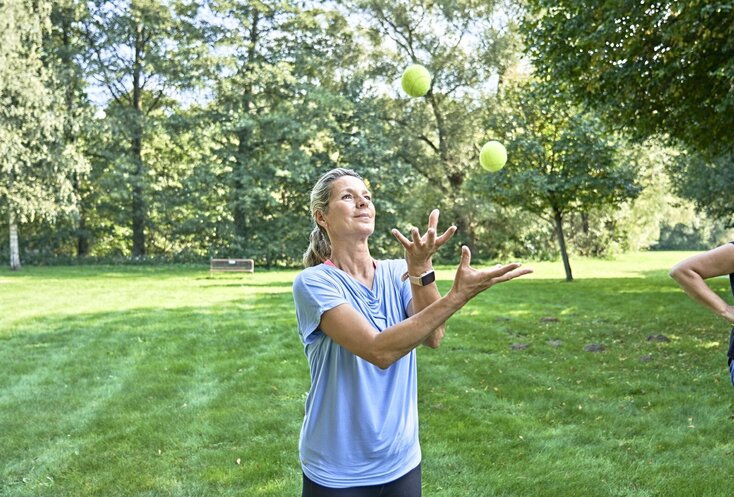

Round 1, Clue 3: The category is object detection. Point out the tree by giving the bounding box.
[522,0,734,224]
[348,0,523,256]
[523,0,734,156]
[485,82,641,281]
[49,0,94,257]
[667,150,734,226]
[207,0,390,265]
[0,0,85,270]
[83,0,209,257]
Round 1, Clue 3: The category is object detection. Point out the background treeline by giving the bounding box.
[2,0,732,277]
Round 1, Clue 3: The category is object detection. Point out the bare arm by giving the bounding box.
[405,266,444,348]
[669,243,734,323]
[319,246,532,369]
[392,209,457,348]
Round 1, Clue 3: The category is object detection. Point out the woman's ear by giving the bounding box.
[315,210,327,229]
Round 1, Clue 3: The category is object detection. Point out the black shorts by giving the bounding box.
[302,463,421,497]
[728,327,734,387]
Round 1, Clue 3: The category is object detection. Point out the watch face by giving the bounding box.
[421,271,436,286]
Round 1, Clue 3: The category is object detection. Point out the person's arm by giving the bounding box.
[669,243,734,323]
[319,246,532,369]
[407,270,444,348]
[392,209,457,348]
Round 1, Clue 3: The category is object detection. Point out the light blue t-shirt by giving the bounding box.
[292,259,421,488]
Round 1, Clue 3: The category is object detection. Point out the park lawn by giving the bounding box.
[1,252,733,497]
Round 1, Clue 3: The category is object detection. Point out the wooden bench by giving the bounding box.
[210,258,255,275]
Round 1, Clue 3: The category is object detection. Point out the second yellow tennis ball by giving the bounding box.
[401,64,431,98]
[479,141,507,172]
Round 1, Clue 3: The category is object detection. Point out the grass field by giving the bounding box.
[1,252,733,496]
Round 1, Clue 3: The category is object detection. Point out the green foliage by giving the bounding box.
[82,0,211,256]
[486,83,640,217]
[668,150,734,227]
[655,218,733,251]
[481,81,641,278]
[350,0,526,259]
[522,0,734,228]
[0,0,84,224]
[523,0,734,157]
[1,0,723,266]
[602,138,734,251]
[0,0,88,269]
[206,0,376,266]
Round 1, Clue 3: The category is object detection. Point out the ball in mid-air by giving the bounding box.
[479,141,507,172]
[401,64,431,98]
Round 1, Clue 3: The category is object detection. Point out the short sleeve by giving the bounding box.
[401,274,413,316]
[292,269,348,345]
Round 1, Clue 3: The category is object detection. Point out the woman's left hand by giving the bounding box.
[392,209,457,271]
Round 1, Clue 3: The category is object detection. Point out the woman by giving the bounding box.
[292,168,532,496]
[670,242,734,387]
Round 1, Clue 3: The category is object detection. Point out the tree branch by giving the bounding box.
[145,88,166,115]
[83,23,130,107]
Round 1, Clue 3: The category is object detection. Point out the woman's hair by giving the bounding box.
[302,168,363,267]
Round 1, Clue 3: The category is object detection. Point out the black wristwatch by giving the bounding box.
[406,269,436,286]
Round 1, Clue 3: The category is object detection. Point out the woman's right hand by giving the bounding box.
[392,209,457,272]
[448,246,533,306]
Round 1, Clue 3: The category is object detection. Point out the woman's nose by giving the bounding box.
[357,196,369,207]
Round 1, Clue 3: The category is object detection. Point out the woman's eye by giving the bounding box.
[342,194,352,200]
[364,196,371,201]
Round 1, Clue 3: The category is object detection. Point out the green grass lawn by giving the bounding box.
[1,252,733,496]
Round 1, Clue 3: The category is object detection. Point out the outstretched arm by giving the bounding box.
[670,243,734,324]
[319,246,532,369]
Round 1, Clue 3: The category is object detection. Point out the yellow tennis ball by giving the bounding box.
[401,64,431,98]
[479,141,507,172]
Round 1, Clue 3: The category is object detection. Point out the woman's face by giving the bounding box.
[317,176,375,239]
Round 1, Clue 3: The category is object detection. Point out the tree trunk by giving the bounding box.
[423,91,479,257]
[131,21,146,257]
[232,9,260,242]
[131,133,146,257]
[9,212,21,271]
[74,165,89,256]
[581,211,590,234]
[554,207,573,281]
[453,209,477,256]
[233,131,249,241]
[60,16,89,258]
[76,177,90,257]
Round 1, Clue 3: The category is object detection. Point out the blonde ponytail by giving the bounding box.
[303,226,331,267]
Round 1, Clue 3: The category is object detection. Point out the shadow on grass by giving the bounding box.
[0,299,306,497]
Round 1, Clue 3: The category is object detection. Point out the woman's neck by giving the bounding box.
[328,240,374,283]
